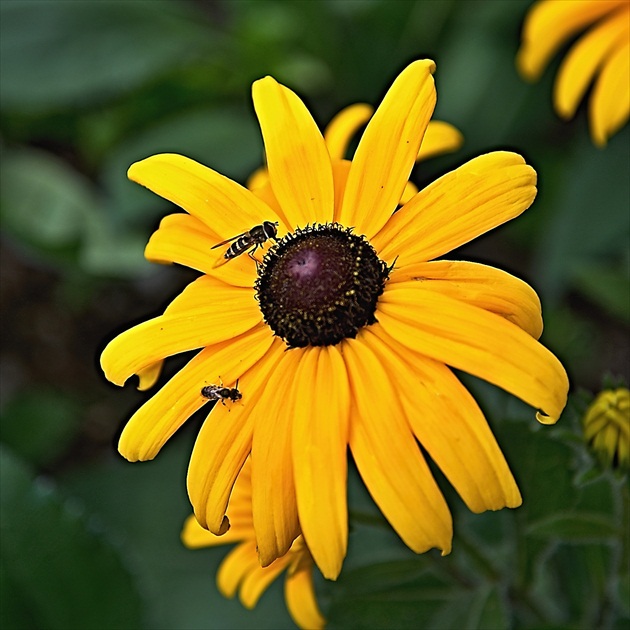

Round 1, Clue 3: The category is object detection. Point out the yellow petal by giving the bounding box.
[101,276,261,387]
[517,0,624,81]
[246,166,269,191]
[364,329,521,513]
[373,152,537,264]
[128,153,287,240]
[342,335,453,554]
[324,103,374,160]
[118,324,273,462]
[332,159,352,219]
[251,349,304,567]
[217,541,259,599]
[399,181,419,206]
[285,554,326,630]
[135,360,163,391]
[591,39,630,146]
[188,340,286,534]
[378,285,569,422]
[145,213,257,288]
[181,514,246,549]
[417,120,464,161]
[389,261,543,339]
[292,346,349,580]
[252,76,334,226]
[554,7,628,120]
[338,60,437,240]
[248,178,294,230]
[239,555,292,609]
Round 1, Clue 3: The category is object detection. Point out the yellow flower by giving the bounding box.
[101,59,569,580]
[583,387,630,469]
[517,0,630,147]
[182,460,324,630]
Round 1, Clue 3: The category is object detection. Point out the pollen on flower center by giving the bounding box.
[255,223,392,348]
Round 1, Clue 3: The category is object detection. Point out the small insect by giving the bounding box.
[211,221,278,266]
[201,379,242,405]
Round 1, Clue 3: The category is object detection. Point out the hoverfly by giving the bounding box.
[201,379,242,405]
[211,221,278,267]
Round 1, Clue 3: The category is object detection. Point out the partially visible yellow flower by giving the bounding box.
[182,460,325,630]
[517,0,630,146]
[583,387,630,469]
[101,60,569,581]
[248,103,464,204]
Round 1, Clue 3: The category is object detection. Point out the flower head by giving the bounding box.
[101,60,569,580]
[182,460,324,630]
[583,387,630,470]
[517,0,630,146]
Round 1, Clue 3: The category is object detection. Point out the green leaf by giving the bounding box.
[79,210,153,278]
[469,585,510,630]
[0,446,144,629]
[328,561,456,629]
[532,130,630,303]
[572,262,630,324]
[0,0,215,110]
[0,148,95,248]
[61,434,295,629]
[527,513,618,541]
[500,423,577,524]
[0,387,81,467]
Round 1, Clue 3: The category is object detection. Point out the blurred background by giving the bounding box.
[1,1,628,628]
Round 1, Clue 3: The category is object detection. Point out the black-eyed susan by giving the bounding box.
[182,459,325,630]
[517,0,630,146]
[583,387,629,470]
[101,59,569,580]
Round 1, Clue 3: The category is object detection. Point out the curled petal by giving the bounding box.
[187,340,287,534]
[378,286,569,422]
[339,59,437,240]
[253,76,334,226]
[389,261,543,339]
[101,277,261,387]
[374,152,537,264]
[181,514,246,549]
[135,360,163,391]
[118,324,273,462]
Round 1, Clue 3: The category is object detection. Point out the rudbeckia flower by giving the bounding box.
[517,0,630,146]
[182,459,325,630]
[101,59,569,580]
[583,387,630,470]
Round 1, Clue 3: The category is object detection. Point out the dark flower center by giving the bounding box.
[255,223,392,348]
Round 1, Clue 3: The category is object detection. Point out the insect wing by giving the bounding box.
[211,230,250,250]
